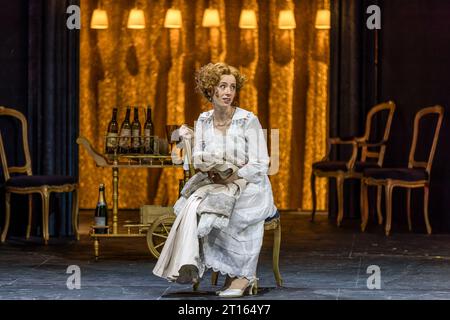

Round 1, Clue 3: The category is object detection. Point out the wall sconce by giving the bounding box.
[202,8,220,27]
[127,8,146,29]
[315,9,331,29]
[90,8,109,29]
[239,9,257,29]
[278,9,296,29]
[164,8,183,28]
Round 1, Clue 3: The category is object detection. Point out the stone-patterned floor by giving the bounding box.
[1,210,450,300]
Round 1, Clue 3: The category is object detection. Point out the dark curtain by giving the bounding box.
[328,0,379,220]
[27,0,80,236]
[378,0,450,233]
[0,0,79,238]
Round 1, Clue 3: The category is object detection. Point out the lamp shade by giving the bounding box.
[202,8,220,27]
[239,9,257,29]
[315,9,331,29]
[90,9,109,29]
[164,8,182,28]
[127,8,146,29]
[278,10,296,29]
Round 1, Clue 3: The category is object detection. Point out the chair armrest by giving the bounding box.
[323,138,358,169]
[356,140,387,147]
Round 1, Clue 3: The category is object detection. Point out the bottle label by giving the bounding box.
[132,129,140,137]
[132,129,141,148]
[143,129,153,152]
[119,129,131,148]
[95,217,106,227]
[106,133,118,148]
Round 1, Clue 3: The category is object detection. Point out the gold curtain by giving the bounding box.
[79,0,329,211]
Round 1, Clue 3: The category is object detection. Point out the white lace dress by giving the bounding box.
[193,107,277,280]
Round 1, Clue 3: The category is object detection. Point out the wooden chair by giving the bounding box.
[0,106,79,244]
[311,101,396,226]
[361,105,444,235]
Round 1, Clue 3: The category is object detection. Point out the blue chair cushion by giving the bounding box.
[5,175,77,188]
[363,168,428,182]
[265,210,280,222]
[313,161,380,172]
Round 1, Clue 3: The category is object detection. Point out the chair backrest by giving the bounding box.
[408,105,444,175]
[0,106,33,181]
[183,137,196,176]
[360,101,396,166]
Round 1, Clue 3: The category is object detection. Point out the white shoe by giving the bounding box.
[218,279,257,298]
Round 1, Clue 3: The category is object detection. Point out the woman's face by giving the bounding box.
[212,74,236,108]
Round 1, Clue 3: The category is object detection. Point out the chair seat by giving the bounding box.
[363,168,428,182]
[313,161,380,172]
[6,175,77,188]
[265,210,280,223]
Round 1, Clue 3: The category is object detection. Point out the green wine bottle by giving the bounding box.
[94,184,108,234]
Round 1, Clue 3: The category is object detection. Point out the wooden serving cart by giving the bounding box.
[76,136,188,260]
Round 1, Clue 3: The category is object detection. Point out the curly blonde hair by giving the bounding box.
[195,62,246,105]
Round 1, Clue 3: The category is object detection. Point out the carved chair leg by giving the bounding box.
[26,194,33,239]
[360,181,369,232]
[336,175,344,227]
[72,188,80,240]
[423,185,432,235]
[211,271,219,286]
[273,222,283,286]
[1,192,11,243]
[310,173,317,222]
[376,185,383,225]
[41,189,50,245]
[192,282,200,291]
[385,183,394,236]
[406,188,412,231]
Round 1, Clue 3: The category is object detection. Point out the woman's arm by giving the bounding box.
[192,116,219,172]
[236,115,270,183]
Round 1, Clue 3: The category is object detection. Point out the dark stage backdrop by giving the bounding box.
[330,0,450,233]
[0,0,79,238]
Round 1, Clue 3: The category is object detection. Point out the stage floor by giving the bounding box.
[1,210,450,300]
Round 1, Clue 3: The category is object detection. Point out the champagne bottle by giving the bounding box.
[119,107,131,154]
[94,183,108,234]
[143,106,154,154]
[105,108,119,154]
[131,107,142,154]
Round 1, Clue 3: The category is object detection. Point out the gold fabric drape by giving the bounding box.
[79,0,329,211]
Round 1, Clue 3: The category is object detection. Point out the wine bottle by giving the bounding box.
[119,107,131,154]
[143,106,154,154]
[131,107,142,154]
[105,108,119,154]
[94,183,108,234]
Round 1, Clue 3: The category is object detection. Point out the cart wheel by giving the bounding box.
[147,214,176,259]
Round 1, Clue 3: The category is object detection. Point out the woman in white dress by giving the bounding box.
[153,62,277,297]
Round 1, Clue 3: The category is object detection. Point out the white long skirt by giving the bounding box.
[152,194,205,281]
[153,177,276,282]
